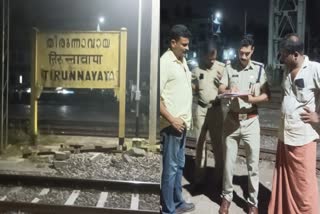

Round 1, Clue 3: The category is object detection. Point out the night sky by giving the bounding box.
[8,0,153,84]
[161,0,320,33]
[161,0,320,62]
[161,0,269,26]
[4,0,320,71]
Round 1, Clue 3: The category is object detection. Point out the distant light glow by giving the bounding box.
[228,49,235,56]
[188,59,198,66]
[187,59,199,70]
[99,17,105,23]
[223,48,236,61]
[193,52,197,58]
[19,75,23,84]
[61,105,68,113]
[216,12,221,19]
[57,89,74,95]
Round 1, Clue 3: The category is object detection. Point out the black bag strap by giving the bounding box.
[256,65,262,83]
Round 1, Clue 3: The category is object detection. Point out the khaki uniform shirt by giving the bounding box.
[279,56,320,146]
[160,50,193,130]
[220,60,267,113]
[192,61,225,104]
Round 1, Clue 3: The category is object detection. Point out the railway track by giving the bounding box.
[186,131,320,170]
[0,174,160,214]
[10,119,149,138]
[260,127,278,136]
[44,124,278,138]
[8,119,319,169]
[11,119,279,138]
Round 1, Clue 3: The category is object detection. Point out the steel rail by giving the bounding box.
[186,136,320,170]
[0,173,160,193]
[0,201,159,214]
[0,173,160,214]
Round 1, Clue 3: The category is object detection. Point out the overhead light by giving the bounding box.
[99,16,105,23]
[216,12,221,19]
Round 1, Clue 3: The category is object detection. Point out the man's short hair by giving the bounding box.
[280,33,304,54]
[240,34,254,48]
[168,24,192,42]
[199,43,217,69]
[205,40,217,56]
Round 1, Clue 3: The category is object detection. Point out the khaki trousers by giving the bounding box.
[194,104,224,184]
[222,113,260,206]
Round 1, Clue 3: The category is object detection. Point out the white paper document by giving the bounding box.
[218,92,251,99]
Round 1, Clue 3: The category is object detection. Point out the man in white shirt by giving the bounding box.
[268,33,319,214]
[160,24,194,214]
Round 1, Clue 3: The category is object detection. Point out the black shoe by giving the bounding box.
[176,202,195,214]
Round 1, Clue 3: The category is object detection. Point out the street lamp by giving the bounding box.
[213,11,222,24]
[212,11,222,34]
[97,16,105,32]
[215,12,221,20]
[19,75,23,84]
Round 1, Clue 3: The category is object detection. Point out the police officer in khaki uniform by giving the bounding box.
[218,36,270,214]
[192,46,225,186]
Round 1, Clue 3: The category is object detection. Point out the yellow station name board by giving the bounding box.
[36,32,120,88]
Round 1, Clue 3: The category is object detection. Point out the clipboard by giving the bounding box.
[218,92,251,99]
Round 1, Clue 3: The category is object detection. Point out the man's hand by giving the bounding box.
[160,100,186,133]
[171,117,185,133]
[224,86,239,94]
[241,94,254,103]
[230,86,239,93]
[300,107,320,124]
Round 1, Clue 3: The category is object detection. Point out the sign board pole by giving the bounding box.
[148,0,160,145]
[32,30,125,145]
[31,28,38,143]
[118,28,127,146]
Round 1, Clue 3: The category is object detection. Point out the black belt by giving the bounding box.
[198,100,221,108]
